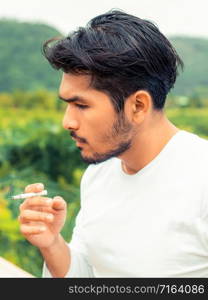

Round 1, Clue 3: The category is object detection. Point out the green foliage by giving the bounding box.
[170,36,208,97]
[166,108,208,138]
[0,89,62,110]
[0,192,43,276]
[0,103,87,277]
[0,19,62,92]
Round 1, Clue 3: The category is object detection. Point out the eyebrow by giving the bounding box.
[58,95,88,103]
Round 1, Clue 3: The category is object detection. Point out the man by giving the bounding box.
[19,10,208,277]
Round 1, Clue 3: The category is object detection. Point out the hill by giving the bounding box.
[170,36,208,96]
[0,19,62,92]
[0,19,208,97]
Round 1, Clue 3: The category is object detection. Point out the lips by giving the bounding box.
[72,136,83,143]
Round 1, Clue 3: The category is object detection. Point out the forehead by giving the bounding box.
[59,73,92,96]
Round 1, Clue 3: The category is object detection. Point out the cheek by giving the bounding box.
[86,124,112,149]
[84,106,118,139]
[87,114,113,133]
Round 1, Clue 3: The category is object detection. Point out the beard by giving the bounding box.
[80,112,135,164]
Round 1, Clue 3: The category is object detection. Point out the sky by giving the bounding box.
[0,0,208,38]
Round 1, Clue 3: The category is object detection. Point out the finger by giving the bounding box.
[20,224,46,235]
[18,216,40,226]
[20,209,54,223]
[25,183,44,193]
[18,215,31,225]
[27,206,54,213]
[20,197,53,211]
[52,196,67,211]
[19,203,24,212]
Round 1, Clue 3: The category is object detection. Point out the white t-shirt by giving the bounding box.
[43,130,208,277]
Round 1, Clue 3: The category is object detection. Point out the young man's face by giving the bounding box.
[60,73,137,164]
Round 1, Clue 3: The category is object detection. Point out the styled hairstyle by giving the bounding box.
[43,9,183,113]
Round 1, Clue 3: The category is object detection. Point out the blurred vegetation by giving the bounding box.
[170,36,208,96]
[0,92,87,276]
[0,19,62,92]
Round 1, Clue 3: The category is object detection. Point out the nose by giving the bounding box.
[62,106,79,130]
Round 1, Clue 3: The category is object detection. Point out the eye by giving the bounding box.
[75,104,88,110]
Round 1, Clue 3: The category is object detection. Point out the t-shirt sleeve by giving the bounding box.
[42,166,94,278]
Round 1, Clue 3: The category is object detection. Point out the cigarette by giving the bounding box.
[11,190,48,200]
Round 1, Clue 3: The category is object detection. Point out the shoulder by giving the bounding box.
[181,131,208,188]
[180,130,208,159]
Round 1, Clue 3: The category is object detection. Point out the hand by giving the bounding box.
[18,183,67,249]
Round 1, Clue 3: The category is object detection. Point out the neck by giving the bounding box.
[119,115,179,175]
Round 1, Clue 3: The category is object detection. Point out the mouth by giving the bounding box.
[72,137,84,145]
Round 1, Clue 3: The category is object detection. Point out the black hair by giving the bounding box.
[43,9,183,112]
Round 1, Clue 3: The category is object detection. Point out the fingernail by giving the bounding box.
[54,196,62,200]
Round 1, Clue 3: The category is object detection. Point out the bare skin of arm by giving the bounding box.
[39,234,71,278]
[18,183,71,277]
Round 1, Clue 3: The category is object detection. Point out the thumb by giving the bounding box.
[52,196,66,211]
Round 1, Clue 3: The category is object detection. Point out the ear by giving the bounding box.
[130,90,152,123]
